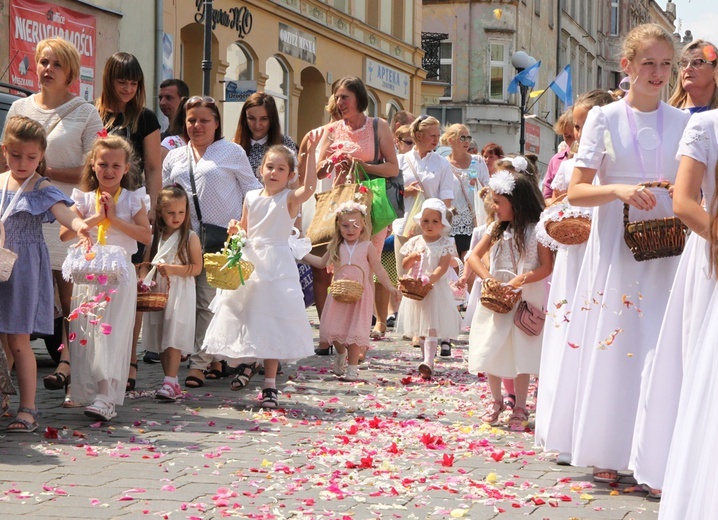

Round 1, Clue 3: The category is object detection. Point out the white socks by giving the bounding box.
[263,378,276,390]
[423,337,438,366]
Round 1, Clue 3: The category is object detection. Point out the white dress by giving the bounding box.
[462,225,487,331]
[396,235,461,339]
[656,113,718,519]
[203,189,314,362]
[468,223,545,378]
[535,158,589,453]
[142,230,197,355]
[68,188,149,407]
[565,100,689,471]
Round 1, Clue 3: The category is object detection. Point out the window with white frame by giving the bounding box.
[489,42,509,102]
[426,106,463,125]
[223,43,254,138]
[366,92,378,117]
[265,56,289,134]
[386,101,401,124]
[610,0,620,36]
[439,42,453,99]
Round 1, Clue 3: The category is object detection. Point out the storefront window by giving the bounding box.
[366,92,378,117]
[224,43,254,137]
[265,56,289,134]
[386,101,400,124]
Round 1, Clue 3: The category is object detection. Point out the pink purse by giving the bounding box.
[513,299,545,336]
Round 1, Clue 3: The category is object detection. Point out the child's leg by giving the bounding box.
[156,348,183,401]
[503,378,516,408]
[260,359,280,408]
[333,343,348,377]
[160,348,182,379]
[481,374,506,425]
[7,334,38,429]
[418,328,438,379]
[343,344,360,381]
[487,374,503,403]
[513,373,531,410]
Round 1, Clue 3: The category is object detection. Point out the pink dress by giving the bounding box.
[319,241,375,349]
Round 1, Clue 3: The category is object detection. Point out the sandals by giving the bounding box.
[6,407,40,433]
[439,341,452,357]
[204,362,224,380]
[642,484,662,500]
[230,363,259,391]
[370,322,386,340]
[184,368,205,388]
[261,387,279,409]
[504,394,516,410]
[481,400,506,425]
[84,399,117,422]
[43,360,71,391]
[126,362,138,392]
[508,406,528,431]
[315,345,334,356]
[593,468,620,483]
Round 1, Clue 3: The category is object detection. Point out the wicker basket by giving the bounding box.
[623,181,688,262]
[398,276,433,301]
[0,220,18,282]
[136,263,170,312]
[329,264,364,303]
[204,252,254,290]
[544,194,592,246]
[480,278,522,314]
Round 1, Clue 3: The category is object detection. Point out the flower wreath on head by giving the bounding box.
[489,169,516,195]
[335,201,367,216]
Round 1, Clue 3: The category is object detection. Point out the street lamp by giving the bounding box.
[511,51,536,156]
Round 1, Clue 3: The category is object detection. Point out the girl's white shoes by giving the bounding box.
[84,398,116,422]
[333,350,348,376]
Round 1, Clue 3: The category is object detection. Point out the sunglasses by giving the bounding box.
[186,95,217,107]
[678,58,715,70]
[458,135,472,142]
[400,139,414,146]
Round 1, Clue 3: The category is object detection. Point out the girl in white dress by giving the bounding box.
[466,160,552,431]
[652,110,718,516]
[141,185,202,402]
[61,136,152,422]
[534,90,615,459]
[564,23,689,483]
[397,198,462,379]
[203,131,322,409]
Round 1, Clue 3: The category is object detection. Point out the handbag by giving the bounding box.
[402,159,429,238]
[367,118,405,218]
[306,182,373,247]
[507,241,545,336]
[187,147,227,254]
[354,161,396,234]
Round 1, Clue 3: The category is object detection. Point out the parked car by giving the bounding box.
[1,81,64,363]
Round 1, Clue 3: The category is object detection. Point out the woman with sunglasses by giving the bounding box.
[233,92,297,177]
[394,125,414,154]
[440,124,489,258]
[163,96,262,388]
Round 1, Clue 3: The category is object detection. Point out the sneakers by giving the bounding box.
[261,388,279,409]
[84,399,117,422]
[155,381,182,402]
[142,351,161,363]
[333,350,348,376]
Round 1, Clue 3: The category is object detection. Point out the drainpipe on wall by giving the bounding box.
[554,0,562,122]
[155,0,163,113]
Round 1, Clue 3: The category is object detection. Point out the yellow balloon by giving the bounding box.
[493,9,502,20]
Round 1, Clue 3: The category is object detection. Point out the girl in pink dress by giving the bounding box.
[304,201,400,381]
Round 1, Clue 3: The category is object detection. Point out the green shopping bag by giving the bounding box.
[353,162,397,235]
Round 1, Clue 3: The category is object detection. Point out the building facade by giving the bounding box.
[162,0,425,143]
[422,0,679,168]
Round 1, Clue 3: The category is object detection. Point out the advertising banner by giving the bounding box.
[9,0,97,99]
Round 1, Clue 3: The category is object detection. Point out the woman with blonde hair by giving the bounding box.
[7,37,103,404]
[668,39,718,113]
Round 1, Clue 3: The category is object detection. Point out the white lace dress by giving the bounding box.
[142,230,197,355]
[468,223,545,378]
[396,235,462,339]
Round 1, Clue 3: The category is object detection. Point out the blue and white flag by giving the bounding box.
[549,64,573,106]
[508,60,541,94]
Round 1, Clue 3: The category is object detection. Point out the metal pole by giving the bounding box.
[202,0,213,96]
[519,84,527,155]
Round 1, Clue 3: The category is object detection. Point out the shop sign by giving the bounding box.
[9,0,97,99]
[195,0,252,40]
[225,79,256,102]
[278,23,316,64]
[526,121,540,154]
[365,58,409,99]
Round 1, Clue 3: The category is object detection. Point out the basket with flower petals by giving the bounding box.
[136,263,170,312]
